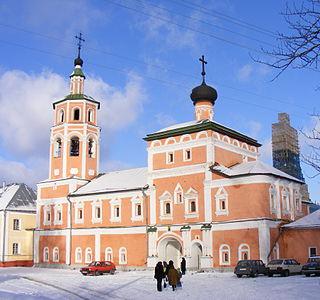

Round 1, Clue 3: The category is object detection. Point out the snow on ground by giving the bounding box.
[0,267,319,300]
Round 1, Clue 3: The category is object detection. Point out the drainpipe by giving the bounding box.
[2,210,7,263]
[141,184,149,267]
[66,195,72,266]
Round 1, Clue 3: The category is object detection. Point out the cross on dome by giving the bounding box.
[74,32,85,67]
[199,55,207,83]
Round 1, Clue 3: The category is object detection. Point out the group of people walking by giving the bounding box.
[154,258,186,292]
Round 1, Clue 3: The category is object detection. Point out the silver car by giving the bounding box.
[267,259,302,277]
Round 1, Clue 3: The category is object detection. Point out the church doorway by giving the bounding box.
[158,237,182,268]
[190,242,202,270]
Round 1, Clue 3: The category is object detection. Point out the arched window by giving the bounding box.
[54,138,62,158]
[73,108,80,121]
[53,247,59,262]
[75,247,82,263]
[238,244,250,260]
[136,204,141,216]
[88,109,94,122]
[119,247,127,264]
[272,243,280,260]
[43,247,49,262]
[88,138,96,158]
[174,184,183,204]
[294,190,301,212]
[105,247,113,262]
[219,244,230,265]
[215,187,228,215]
[70,136,80,156]
[59,109,64,123]
[269,185,277,212]
[282,187,290,212]
[85,247,92,263]
[165,202,171,214]
[190,200,196,212]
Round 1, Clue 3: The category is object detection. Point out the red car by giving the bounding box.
[80,261,116,276]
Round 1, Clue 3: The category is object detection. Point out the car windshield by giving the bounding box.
[88,262,97,266]
[237,261,250,267]
[268,260,283,265]
[308,257,320,263]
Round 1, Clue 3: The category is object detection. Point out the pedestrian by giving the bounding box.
[167,260,179,291]
[154,261,164,292]
[181,257,186,275]
[163,261,168,288]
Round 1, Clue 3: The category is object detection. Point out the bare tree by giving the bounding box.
[255,0,320,79]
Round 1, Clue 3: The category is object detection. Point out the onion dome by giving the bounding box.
[190,81,218,105]
[74,56,83,67]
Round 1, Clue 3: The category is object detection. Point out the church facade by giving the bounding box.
[34,53,311,270]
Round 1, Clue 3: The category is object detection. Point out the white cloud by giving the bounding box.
[259,138,272,164]
[237,64,253,82]
[155,113,176,128]
[0,68,146,186]
[247,121,262,138]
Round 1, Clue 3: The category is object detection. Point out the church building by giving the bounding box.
[34,49,312,270]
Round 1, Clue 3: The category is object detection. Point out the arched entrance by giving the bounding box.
[158,236,182,267]
[190,242,202,270]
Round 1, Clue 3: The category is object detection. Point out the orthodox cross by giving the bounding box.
[199,55,207,83]
[75,32,85,58]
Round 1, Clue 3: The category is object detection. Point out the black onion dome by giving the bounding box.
[190,81,218,105]
[74,56,83,67]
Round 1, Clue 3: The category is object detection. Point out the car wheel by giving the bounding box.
[305,273,310,277]
[284,270,289,277]
[110,269,115,275]
[94,270,100,276]
[82,274,87,276]
[268,273,273,277]
[236,274,242,278]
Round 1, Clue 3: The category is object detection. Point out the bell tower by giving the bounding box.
[49,33,100,181]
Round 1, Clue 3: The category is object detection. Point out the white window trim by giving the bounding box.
[13,218,21,231]
[174,183,184,204]
[105,247,113,261]
[238,244,250,260]
[85,247,93,263]
[75,202,84,224]
[131,196,143,222]
[43,205,51,226]
[269,185,277,213]
[309,246,317,257]
[12,242,20,255]
[54,204,63,225]
[215,187,229,216]
[91,200,102,224]
[159,191,173,220]
[184,187,199,218]
[183,148,192,162]
[119,247,127,265]
[110,198,121,222]
[43,247,49,262]
[75,247,82,263]
[294,190,302,213]
[52,247,59,262]
[166,151,174,164]
[282,188,290,213]
[219,244,231,266]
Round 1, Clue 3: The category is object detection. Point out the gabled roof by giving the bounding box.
[144,119,261,147]
[52,94,100,109]
[283,209,320,229]
[211,160,304,183]
[0,183,36,212]
[71,167,148,196]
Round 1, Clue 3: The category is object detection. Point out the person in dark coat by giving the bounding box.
[181,257,186,275]
[167,260,179,291]
[154,261,165,292]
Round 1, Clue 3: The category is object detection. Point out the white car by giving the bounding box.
[267,259,302,277]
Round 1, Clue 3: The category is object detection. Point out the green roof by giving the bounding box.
[144,119,261,147]
[70,67,85,78]
[53,94,100,109]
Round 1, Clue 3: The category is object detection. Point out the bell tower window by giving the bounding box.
[54,138,62,158]
[73,108,80,121]
[88,109,94,122]
[88,138,96,158]
[59,109,65,123]
[70,137,80,156]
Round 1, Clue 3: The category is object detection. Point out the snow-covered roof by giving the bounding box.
[283,209,320,229]
[156,120,199,133]
[0,183,36,212]
[72,167,148,195]
[211,160,304,183]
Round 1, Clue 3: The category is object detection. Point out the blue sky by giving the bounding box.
[0,0,318,201]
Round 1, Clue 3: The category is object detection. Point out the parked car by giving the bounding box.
[267,259,302,277]
[80,261,116,276]
[234,260,267,278]
[302,256,320,277]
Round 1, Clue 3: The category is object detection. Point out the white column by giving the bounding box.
[258,220,270,263]
[34,231,40,264]
[95,233,100,261]
[275,180,281,219]
[81,134,87,179]
[62,126,68,178]
[204,137,214,222]
[147,230,158,268]
[149,183,156,225]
